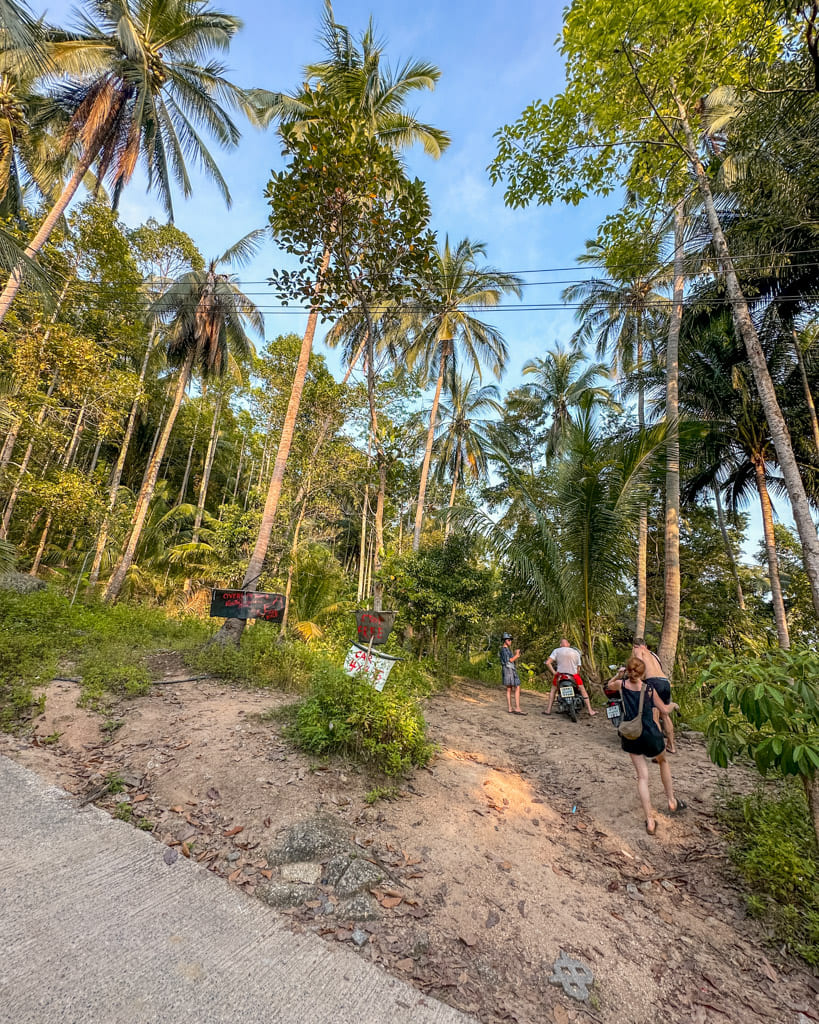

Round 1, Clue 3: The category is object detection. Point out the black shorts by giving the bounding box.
[645,677,670,705]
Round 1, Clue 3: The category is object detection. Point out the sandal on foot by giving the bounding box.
[514,710,528,715]
[645,819,657,836]
[668,799,687,815]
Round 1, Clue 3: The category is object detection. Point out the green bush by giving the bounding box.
[290,664,434,777]
[718,781,819,966]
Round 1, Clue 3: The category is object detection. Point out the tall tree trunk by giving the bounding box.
[714,483,745,610]
[29,514,53,575]
[659,201,684,672]
[192,394,222,538]
[373,459,386,612]
[444,445,462,539]
[676,95,819,619]
[0,369,60,539]
[793,329,819,454]
[0,145,97,321]
[178,400,203,505]
[357,481,369,603]
[803,776,819,853]
[413,355,447,551]
[88,334,154,587]
[214,249,330,645]
[232,438,245,500]
[635,329,648,640]
[753,456,790,649]
[0,419,21,472]
[103,352,195,602]
[184,394,222,594]
[87,433,103,476]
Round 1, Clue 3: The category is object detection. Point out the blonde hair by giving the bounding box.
[626,657,646,680]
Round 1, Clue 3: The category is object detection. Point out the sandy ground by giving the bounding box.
[3,666,818,1024]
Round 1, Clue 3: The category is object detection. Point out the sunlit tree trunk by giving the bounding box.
[184,394,222,594]
[178,400,203,505]
[659,201,684,672]
[676,93,819,619]
[0,369,60,539]
[793,329,819,454]
[713,484,745,611]
[444,445,462,539]
[753,455,790,649]
[635,327,648,640]
[89,334,155,587]
[214,249,330,645]
[104,351,195,602]
[413,353,446,551]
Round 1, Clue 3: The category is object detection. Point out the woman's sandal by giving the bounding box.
[668,799,687,815]
[645,818,657,836]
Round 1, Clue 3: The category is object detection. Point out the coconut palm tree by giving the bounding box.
[431,372,501,535]
[680,310,799,649]
[563,240,669,638]
[0,0,263,321]
[404,237,522,552]
[513,343,618,459]
[103,231,264,601]
[215,5,449,643]
[465,410,668,673]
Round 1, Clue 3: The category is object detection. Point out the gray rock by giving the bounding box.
[0,571,46,594]
[280,861,321,885]
[324,852,355,887]
[335,858,384,897]
[625,883,643,900]
[226,851,240,863]
[408,929,430,958]
[351,928,369,948]
[268,816,353,866]
[335,894,380,922]
[258,882,319,909]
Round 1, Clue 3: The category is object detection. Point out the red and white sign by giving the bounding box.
[343,642,399,692]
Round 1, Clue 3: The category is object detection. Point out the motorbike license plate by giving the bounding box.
[606,705,620,718]
[559,686,575,698]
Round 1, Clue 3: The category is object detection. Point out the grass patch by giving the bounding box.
[288,663,435,777]
[0,589,212,730]
[718,780,819,966]
[365,785,399,804]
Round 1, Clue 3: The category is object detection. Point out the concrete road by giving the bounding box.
[0,755,473,1024]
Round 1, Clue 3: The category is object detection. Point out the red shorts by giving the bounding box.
[552,673,584,688]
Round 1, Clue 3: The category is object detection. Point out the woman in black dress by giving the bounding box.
[607,657,685,835]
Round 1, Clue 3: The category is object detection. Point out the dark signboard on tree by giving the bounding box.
[355,610,396,646]
[210,589,285,622]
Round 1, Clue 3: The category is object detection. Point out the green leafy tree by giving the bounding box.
[490,0,819,623]
[705,646,819,847]
[104,232,263,601]
[403,237,522,551]
[0,0,263,320]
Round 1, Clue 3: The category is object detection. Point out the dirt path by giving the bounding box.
[2,673,817,1024]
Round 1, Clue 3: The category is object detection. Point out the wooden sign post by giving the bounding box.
[209,589,286,622]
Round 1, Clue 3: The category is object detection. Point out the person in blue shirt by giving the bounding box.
[500,633,526,714]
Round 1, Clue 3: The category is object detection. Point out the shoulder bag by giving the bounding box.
[618,683,646,741]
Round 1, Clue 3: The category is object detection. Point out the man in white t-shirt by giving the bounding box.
[544,638,596,716]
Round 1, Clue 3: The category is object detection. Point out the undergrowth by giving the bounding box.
[0,589,211,728]
[288,663,435,777]
[718,780,819,967]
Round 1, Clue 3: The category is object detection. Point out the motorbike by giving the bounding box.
[554,673,585,723]
[604,665,625,729]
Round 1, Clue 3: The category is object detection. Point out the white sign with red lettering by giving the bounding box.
[343,642,399,692]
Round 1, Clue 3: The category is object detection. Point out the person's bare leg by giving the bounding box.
[578,685,596,716]
[546,685,555,714]
[506,685,513,712]
[661,712,676,753]
[630,753,655,832]
[514,685,523,712]
[655,753,677,810]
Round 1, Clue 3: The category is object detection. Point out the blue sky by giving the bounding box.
[40,0,616,389]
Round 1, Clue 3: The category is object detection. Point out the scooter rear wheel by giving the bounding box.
[568,702,577,723]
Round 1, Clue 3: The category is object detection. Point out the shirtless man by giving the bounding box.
[632,638,676,753]
[545,638,596,717]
